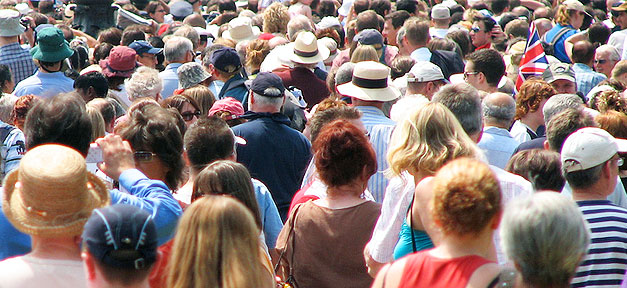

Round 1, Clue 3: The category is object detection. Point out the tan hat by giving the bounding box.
[3,144,110,238]
[222,17,261,42]
[562,0,591,16]
[337,61,401,102]
[290,31,330,64]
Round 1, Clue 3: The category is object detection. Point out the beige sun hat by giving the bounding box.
[222,17,261,42]
[3,144,110,238]
[290,31,330,65]
[337,61,401,102]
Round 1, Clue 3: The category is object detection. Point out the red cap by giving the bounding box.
[208,97,245,119]
[99,46,138,78]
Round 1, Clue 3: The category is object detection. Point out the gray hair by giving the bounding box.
[596,44,620,62]
[173,25,200,50]
[125,66,163,102]
[0,94,17,124]
[433,83,483,136]
[482,93,516,125]
[500,192,589,288]
[335,62,355,86]
[287,15,313,41]
[252,90,284,108]
[542,94,583,124]
[164,36,193,63]
[396,26,406,49]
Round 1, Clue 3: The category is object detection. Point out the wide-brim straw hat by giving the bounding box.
[3,144,110,238]
[290,31,330,65]
[337,61,401,102]
[222,17,261,42]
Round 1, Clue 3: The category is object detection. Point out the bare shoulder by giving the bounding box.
[466,262,501,288]
[372,258,408,288]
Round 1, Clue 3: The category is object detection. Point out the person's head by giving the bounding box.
[313,119,376,190]
[369,0,391,16]
[594,45,620,78]
[170,1,194,21]
[177,62,211,90]
[124,67,162,104]
[119,104,184,190]
[515,79,556,123]
[145,1,168,23]
[383,10,411,46]
[588,89,627,114]
[390,56,415,80]
[464,49,505,91]
[245,39,270,73]
[164,36,194,64]
[161,94,202,127]
[555,0,587,29]
[181,85,216,116]
[73,72,109,103]
[121,28,146,47]
[506,149,565,191]
[99,46,139,87]
[546,108,596,152]
[337,61,400,105]
[482,92,516,128]
[85,106,105,142]
[350,45,379,63]
[542,63,577,94]
[82,204,158,287]
[401,18,430,48]
[500,192,589,288]
[534,18,553,38]
[173,25,201,51]
[353,29,385,59]
[396,0,418,15]
[432,83,483,140]
[248,72,286,113]
[388,102,481,176]
[166,195,266,287]
[306,106,362,142]
[262,2,290,35]
[431,4,451,27]
[587,22,611,47]
[561,127,626,190]
[286,15,313,41]
[87,98,116,134]
[31,27,75,72]
[571,40,595,65]
[595,110,627,139]
[431,157,501,237]
[0,64,13,94]
[504,19,528,40]
[192,160,261,229]
[0,9,26,41]
[97,27,123,46]
[406,61,447,99]
[356,10,380,32]
[129,40,162,69]
[470,15,496,48]
[611,60,627,84]
[184,116,236,174]
[209,47,243,82]
[542,93,584,124]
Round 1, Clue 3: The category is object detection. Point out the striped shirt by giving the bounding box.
[573,200,627,287]
[0,43,37,85]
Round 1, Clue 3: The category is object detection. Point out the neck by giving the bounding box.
[316,182,367,209]
[485,120,509,130]
[0,36,18,46]
[30,236,81,261]
[572,186,612,201]
[481,85,498,93]
[520,115,542,132]
[251,106,280,113]
[352,99,384,110]
[431,226,495,260]
[90,278,150,288]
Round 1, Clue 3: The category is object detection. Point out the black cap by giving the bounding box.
[250,72,285,97]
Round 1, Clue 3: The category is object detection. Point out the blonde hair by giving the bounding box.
[387,102,481,176]
[180,85,216,116]
[166,196,271,288]
[350,45,379,63]
[245,39,271,73]
[263,2,290,34]
[555,4,577,26]
[86,106,106,142]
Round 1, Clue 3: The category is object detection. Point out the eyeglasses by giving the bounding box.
[617,157,625,167]
[470,27,483,33]
[463,71,480,79]
[594,59,608,64]
[134,151,156,162]
[181,111,201,121]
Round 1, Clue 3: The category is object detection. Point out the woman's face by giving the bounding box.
[180,102,200,127]
[149,4,167,23]
[571,10,585,30]
[134,151,169,183]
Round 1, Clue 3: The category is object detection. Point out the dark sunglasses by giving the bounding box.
[134,151,156,162]
[594,59,608,64]
[181,111,201,121]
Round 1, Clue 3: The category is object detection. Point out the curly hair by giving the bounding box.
[263,2,290,34]
[595,110,627,139]
[515,79,556,120]
[245,39,271,73]
[12,95,41,130]
[588,89,627,114]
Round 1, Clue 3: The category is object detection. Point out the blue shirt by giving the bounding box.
[477,126,519,169]
[253,179,283,248]
[159,63,183,99]
[13,71,74,98]
[0,43,37,85]
[410,47,432,63]
[543,24,577,64]
[572,63,606,97]
[355,106,396,203]
[0,169,182,261]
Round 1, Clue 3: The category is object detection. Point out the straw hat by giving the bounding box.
[337,61,401,102]
[222,17,261,43]
[3,144,110,238]
[290,31,330,64]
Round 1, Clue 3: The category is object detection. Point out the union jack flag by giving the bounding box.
[515,22,549,91]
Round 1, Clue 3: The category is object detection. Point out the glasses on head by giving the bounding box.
[134,151,156,162]
[594,59,608,64]
[463,71,480,79]
[181,111,201,121]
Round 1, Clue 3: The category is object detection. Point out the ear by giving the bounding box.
[183,150,190,167]
[490,210,502,230]
[543,140,550,150]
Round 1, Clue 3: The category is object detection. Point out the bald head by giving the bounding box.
[183,14,207,28]
[572,40,595,66]
[533,7,552,20]
[482,92,516,128]
[534,18,553,38]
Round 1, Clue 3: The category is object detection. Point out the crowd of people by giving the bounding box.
[0,0,625,287]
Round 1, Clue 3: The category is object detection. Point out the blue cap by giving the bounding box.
[129,40,162,55]
[251,72,285,97]
[354,29,384,46]
[210,47,242,73]
[170,1,193,18]
[82,204,158,270]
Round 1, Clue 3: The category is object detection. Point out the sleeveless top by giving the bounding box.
[398,250,494,288]
[393,219,434,260]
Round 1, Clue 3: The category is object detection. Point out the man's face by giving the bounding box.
[464,61,481,89]
[617,11,627,29]
[551,79,577,94]
[594,51,618,78]
[382,19,399,46]
[470,21,490,48]
[137,53,157,69]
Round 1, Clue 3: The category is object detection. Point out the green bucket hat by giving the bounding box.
[30,27,74,63]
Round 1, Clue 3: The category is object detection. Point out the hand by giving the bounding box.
[491,25,506,42]
[95,134,135,181]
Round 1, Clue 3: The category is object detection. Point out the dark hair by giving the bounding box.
[97,27,123,46]
[309,106,362,143]
[0,64,11,91]
[121,29,146,47]
[93,43,114,64]
[160,95,201,117]
[24,93,92,156]
[313,120,376,188]
[318,0,337,17]
[356,10,380,32]
[74,72,109,99]
[491,0,510,15]
[506,149,565,191]
[390,56,415,80]
[218,0,237,13]
[447,29,471,58]
[385,10,411,29]
[369,0,391,16]
[396,0,418,14]
[184,116,235,172]
[571,40,595,64]
[474,14,497,33]
[145,1,169,14]
[466,49,506,86]
[93,260,153,286]
[353,0,371,14]
[27,12,48,26]
[587,23,610,47]
[546,108,596,152]
[564,164,604,189]
[119,104,185,190]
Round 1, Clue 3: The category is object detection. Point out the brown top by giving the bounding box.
[276,200,381,288]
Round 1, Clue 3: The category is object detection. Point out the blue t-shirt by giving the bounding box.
[543,24,577,63]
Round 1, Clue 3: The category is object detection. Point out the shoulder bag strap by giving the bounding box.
[408,194,417,253]
[274,204,302,275]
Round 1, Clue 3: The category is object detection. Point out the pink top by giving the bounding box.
[398,250,493,288]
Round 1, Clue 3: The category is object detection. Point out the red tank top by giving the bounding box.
[398,250,493,288]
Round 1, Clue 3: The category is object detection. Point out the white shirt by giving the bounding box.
[509,120,533,145]
[0,255,86,288]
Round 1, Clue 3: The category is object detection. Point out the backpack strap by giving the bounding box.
[550,27,574,46]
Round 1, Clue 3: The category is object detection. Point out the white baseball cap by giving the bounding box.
[431,4,451,19]
[561,127,627,173]
[407,61,447,83]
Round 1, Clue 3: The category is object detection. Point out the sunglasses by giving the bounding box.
[470,27,483,33]
[181,111,201,121]
[594,59,608,64]
[134,151,157,162]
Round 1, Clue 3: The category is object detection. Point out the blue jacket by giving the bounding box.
[218,73,249,110]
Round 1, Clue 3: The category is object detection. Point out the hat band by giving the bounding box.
[352,76,387,89]
[294,48,319,58]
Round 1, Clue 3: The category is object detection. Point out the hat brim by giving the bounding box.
[145,47,163,54]
[30,41,75,63]
[337,81,401,102]
[617,138,627,153]
[2,170,110,238]
[0,24,25,37]
[546,75,576,83]
[99,59,138,78]
[290,45,331,65]
[222,26,261,42]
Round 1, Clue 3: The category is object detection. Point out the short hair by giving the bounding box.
[432,83,483,136]
[500,192,589,288]
[369,0,391,16]
[74,72,109,99]
[546,108,595,152]
[612,60,627,79]
[571,40,595,64]
[466,49,506,87]
[93,259,153,286]
[335,62,356,86]
[504,19,528,39]
[506,149,565,191]
[482,93,516,124]
[564,162,604,189]
[353,0,371,14]
[473,14,497,33]
[432,158,501,236]
[597,44,621,62]
[384,10,411,29]
[308,106,362,143]
[125,67,163,102]
[0,93,16,124]
[97,27,123,46]
[0,64,11,92]
[390,56,415,80]
[588,89,627,114]
[595,110,627,138]
[251,92,283,109]
[588,23,611,47]
[396,0,418,14]
[218,0,237,13]
[356,10,380,32]
[93,43,114,64]
[24,93,92,156]
[515,79,556,120]
[184,116,234,172]
[164,36,193,63]
[173,25,200,50]
[87,98,116,128]
[121,29,146,46]
[491,0,510,14]
[314,120,376,188]
[542,93,583,124]
[287,15,313,41]
[402,18,430,46]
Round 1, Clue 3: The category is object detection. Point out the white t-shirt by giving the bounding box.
[0,255,86,288]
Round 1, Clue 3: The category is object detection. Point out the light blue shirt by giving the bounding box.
[478,126,519,169]
[159,63,183,99]
[13,71,74,99]
[410,47,432,63]
[209,80,224,97]
[562,177,627,209]
[355,106,396,203]
[572,63,606,97]
[253,179,283,248]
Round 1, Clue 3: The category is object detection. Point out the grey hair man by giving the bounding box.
[287,15,314,41]
[125,66,163,103]
[159,36,194,98]
[594,44,620,78]
[477,92,518,169]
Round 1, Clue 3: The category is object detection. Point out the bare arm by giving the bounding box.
[410,177,443,245]
[565,31,588,62]
[519,0,547,10]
